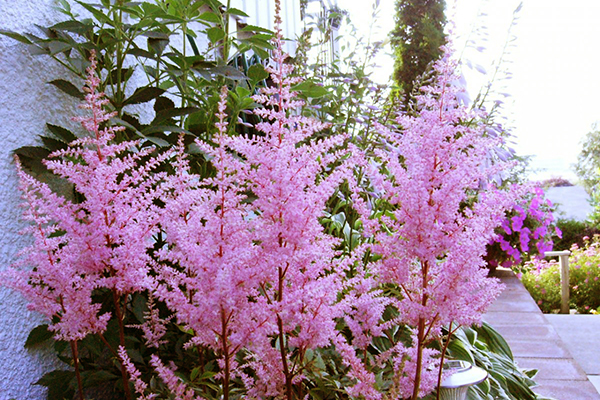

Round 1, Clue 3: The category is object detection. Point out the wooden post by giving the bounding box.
[544,250,571,314]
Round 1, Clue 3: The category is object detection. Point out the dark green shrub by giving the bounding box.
[553,218,600,252]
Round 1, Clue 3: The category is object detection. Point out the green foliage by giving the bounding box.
[3,0,273,180]
[522,235,600,314]
[390,0,446,101]
[575,123,600,195]
[446,323,551,400]
[553,218,600,253]
[575,124,600,225]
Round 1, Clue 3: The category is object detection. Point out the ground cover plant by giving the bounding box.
[521,235,600,314]
[2,1,553,399]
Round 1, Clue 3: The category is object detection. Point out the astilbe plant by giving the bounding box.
[131,4,360,398]
[2,52,168,400]
[352,47,516,400]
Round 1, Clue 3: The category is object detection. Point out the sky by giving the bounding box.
[339,0,600,183]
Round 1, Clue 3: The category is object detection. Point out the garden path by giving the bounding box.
[546,314,600,395]
[484,269,600,399]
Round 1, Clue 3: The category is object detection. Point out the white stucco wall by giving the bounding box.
[0,1,304,399]
[0,1,79,398]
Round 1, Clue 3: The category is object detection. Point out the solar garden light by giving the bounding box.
[438,360,488,400]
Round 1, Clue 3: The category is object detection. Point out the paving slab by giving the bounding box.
[507,339,571,359]
[486,268,600,399]
[545,314,600,375]
[484,311,547,325]
[533,379,600,400]
[515,357,587,381]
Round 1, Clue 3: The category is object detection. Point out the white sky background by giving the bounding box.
[337,0,600,182]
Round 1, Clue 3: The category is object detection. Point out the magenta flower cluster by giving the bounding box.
[488,185,559,269]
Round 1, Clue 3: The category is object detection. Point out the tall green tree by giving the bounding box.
[390,0,446,100]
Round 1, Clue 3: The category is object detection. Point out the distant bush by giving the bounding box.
[553,218,600,252]
[521,235,600,314]
[541,177,573,188]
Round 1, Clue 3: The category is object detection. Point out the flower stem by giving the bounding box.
[112,290,132,400]
[70,340,84,400]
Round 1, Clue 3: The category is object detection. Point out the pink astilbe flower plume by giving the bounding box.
[154,2,364,397]
[2,51,168,344]
[155,87,263,399]
[360,46,516,399]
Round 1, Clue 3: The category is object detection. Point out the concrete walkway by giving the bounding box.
[546,314,600,395]
[484,269,600,399]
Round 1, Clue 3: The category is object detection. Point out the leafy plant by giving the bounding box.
[3,0,273,179]
[522,235,600,314]
[486,186,560,270]
[446,323,551,400]
[553,218,600,253]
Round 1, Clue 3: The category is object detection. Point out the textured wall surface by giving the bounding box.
[0,1,75,398]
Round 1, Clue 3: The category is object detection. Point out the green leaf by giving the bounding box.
[226,7,249,17]
[132,293,148,324]
[41,136,67,152]
[154,107,201,123]
[48,40,72,55]
[111,117,142,136]
[292,81,328,98]
[108,67,134,84]
[148,37,169,56]
[50,20,92,35]
[82,370,119,387]
[47,124,77,143]
[47,79,84,100]
[477,322,514,359]
[25,324,53,348]
[0,30,33,44]
[68,58,89,75]
[198,12,221,24]
[207,27,225,43]
[248,63,268,83]
[447,336,475,364]
[154,96,176,112]
[240,25,274,34]
[74,1,113,25]
[142,30,170,40]
[123,86,165,105]
[141,125,192,136]
[128,47,156,59]
[35,370,75,400]
[236,86,251,98]
[13,146,51,163]
[209,66,248,81]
